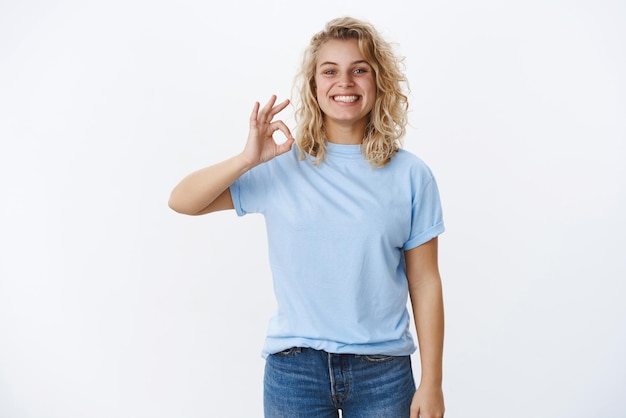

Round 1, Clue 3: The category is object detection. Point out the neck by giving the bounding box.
[324,119,367,145]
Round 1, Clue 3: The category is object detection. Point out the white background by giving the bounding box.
[1,0,625,417]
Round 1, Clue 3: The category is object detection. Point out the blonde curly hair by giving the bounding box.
[293,16,409,168]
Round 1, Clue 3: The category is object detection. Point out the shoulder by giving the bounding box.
[389,149,435,179]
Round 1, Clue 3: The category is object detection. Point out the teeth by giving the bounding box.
[334,95,359,103]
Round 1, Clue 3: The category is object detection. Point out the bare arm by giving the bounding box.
[168,96,295,215]
[406,237,445,418]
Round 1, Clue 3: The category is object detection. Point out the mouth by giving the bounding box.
[332,95,360,103]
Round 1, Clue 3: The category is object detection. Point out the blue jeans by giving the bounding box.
[264,347,416,417]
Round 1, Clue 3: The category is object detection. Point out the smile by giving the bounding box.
[333,95,360,103]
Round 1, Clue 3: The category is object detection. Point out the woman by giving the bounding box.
[169,16,446,418]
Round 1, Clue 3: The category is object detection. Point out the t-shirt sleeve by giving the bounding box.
[229,163,272,217]
[403,170,445,251]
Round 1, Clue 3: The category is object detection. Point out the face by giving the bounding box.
[314,38,377,134]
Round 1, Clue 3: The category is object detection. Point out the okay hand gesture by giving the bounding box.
[241,95,295,167]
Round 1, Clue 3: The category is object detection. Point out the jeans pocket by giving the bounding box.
[274,347,301,357]
[360,354,397,363]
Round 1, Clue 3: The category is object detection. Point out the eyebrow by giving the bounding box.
[318,60,371,67]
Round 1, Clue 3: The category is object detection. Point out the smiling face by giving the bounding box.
[314,38,377,141]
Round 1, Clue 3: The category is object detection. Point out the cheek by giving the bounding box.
[314,78,326,96]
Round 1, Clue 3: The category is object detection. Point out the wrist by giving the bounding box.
[235,152,259,172]
[419,373,443,389]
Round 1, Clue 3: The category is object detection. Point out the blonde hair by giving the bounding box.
[293,16,409,168]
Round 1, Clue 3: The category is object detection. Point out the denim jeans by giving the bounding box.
[264,347,416,417]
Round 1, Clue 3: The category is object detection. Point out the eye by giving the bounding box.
[354,68,368,74]
[323,69,336,75]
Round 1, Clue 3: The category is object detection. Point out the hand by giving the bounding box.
[410,384,445,418]
[241,95,295,168]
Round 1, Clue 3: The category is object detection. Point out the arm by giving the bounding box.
[406,237,445,418]
[168,96,295,215]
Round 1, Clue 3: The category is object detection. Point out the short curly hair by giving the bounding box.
[293,16,409,168]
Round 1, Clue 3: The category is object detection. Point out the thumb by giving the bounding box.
[275,137,295,156]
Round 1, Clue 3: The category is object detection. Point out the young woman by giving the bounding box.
[169,16,446,418]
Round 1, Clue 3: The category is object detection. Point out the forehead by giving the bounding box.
[316,38,366,66]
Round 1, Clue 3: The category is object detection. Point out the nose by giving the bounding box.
[338,72,354,87]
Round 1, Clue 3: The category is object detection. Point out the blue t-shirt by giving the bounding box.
[230,142,445,358]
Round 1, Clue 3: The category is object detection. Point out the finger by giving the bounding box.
[269,98,291,118]
[249,101,261,127]
[260,96,291,124]
[258,95,278,121]
[269,120,295,156]
[275,136,295,156]
[269,120,293,142]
